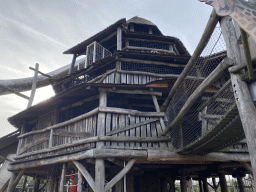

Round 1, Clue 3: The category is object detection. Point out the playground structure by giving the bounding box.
[1,1,256,191]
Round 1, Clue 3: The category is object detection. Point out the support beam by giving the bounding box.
[237,176,245,192]
[220,16,256,183]
[73,161,95,191]
[219,173,228,192]
[161,9,219,111]
[95,159,105,192]
[105,159,136,191]
[180,175,187,192]
[162,57,233,135]
[7,170,25,192]
[97,91,107,149]
[77,170,82,192]
[68,54,77,76]
[27,63,39,108]
[117,27,122,51]
[33,178,40,192]
[198,179,203,192]
[59,163,67,192]
[21,175,27,192]
[242,162,253,175]
[0,84,29,100]
[202,178,209,192]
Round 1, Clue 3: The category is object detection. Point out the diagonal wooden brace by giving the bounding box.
[105,159,136,192]
[73,160,95,191]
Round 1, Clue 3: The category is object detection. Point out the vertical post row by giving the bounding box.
[220,16,256,183]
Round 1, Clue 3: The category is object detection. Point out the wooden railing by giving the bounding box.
[17,107,171,158]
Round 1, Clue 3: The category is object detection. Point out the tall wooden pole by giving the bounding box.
[27,63,39,108]
[95,159,105,192]
[59,163,67,192]
[198,179,203,192]
[117,27,122,51]
[202,178,209,192]
[218,173,228,192]
[237,176,245,192]
[220,16,256,183]
[180,175,187,192]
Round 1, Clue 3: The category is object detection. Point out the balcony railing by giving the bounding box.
[16,107,171,161]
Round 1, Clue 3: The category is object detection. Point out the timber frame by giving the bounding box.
[4,13,255,192]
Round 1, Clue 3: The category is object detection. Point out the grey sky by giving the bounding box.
[0,0,212,137]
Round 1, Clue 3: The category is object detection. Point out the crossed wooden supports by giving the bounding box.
[59,158,136,192]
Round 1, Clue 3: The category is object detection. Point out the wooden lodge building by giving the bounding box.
[4,16,252,192]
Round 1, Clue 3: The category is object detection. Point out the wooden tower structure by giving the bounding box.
[3,14,254,192]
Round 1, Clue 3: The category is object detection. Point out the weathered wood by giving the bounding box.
[15,137,98,160]
[27,63,39,108]
[98,88,162,96]
[95,159,105,192]
[54,130,93,137]
[73,160,95,191]
[198,180,203,192]
[98,106,165,117]
[0,83,29,100]
[68,54,77,76]
[218,173,228,192]
[126,45,175,54]
[100,136,171,142]
[147,150,250,162]
[237,176,245,192]
[117,27,122,51]
[161,9,219,111]
[105,159,136,191]
[19,136,49,154]
[198,79,231,111]
[115,60,121,84]
[106,118,158,136]
[119,58,186,67]
[118,114,125,148]
[180,175,187,192]
[202,178,209,192]
[93,149,147,158]
[59,163,67,192]
[29,67,54,79]
[49,129,53,148]
[129,115,135,148]
[18,107,99,138]
[240,28,254,80]
[221,16,256,183]
[152,95,166,132]
[105,113,112,148]
[87,69,116,83]
[21,175,28,192]
[97,91,107,148]
[33,178,40,192]
[77,170,82,192]
[7,172,16,192]
[7,170,25,192]
[242,162,253,175]
[162,57,233,135]
[228,57,256,73]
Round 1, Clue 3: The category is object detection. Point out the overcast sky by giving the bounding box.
[0,0,212,137]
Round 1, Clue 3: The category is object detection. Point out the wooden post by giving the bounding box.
[115,60,121,84]
[21,175,28,192]
[180,175,187,192]
[77,170,82,192]
[220,16,256,183]
[59,163,67,192]
[218,173,228,192]
[68,54,77,76]
[49,129,53,148]
[33,178,40,192]
[212,178,218,192]
[202,178,209,192]
[7,172,16,192]
[95,159,105,192]
[7,170,25,192]
[161,9,219,111]
[16,124,25,156]
[198,179,203,192]
[27,63,39,108]
[97,91,107,149]
[117,27,122,51]
[115,180,123,192]
[237,176,245,192]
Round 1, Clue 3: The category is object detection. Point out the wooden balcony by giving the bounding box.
[15,107,171,163]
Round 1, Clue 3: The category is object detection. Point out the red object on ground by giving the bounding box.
[70,175,77,192]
